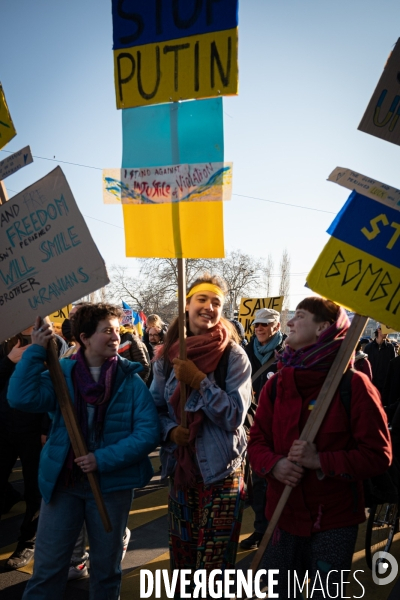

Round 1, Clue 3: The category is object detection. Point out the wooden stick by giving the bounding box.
[177,258,188,427]
[0,180,9,204]
[247,314,368,585]
[44,319,112,532]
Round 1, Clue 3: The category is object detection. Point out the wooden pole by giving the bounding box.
[246,314,368,591]
[177,258,188,426]
[0,180,8,204]
[44,319,112,532]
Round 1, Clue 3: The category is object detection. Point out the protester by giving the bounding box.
[248,297,392,598]
[118,322,151,382]
[229,317,248,348]
[364,327,395,394]
[382,354,400,407]
[353,340,372,380]
[1,326,68,570]
[240,308,285,550]
[150,275,252,594]
[60,304,136,580]
[7,303,160,599]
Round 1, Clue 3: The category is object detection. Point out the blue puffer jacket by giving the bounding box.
[7,344,160,503]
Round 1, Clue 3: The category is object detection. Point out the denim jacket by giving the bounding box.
[150,343,252,484]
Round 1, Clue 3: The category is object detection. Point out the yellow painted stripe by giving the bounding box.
[114,28,238,109]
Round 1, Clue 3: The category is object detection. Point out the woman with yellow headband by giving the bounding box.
[151,274,252,594]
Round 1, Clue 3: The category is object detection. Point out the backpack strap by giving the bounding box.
[214,342,234,391]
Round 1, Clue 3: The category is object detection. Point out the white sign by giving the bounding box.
[328,167,400,212]
[0,146,33,181]
[102,162,233,204]
[0,166,109,341]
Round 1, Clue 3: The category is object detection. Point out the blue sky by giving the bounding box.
[1,1,400,308]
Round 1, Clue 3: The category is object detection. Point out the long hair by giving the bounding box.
[161,274,238,360]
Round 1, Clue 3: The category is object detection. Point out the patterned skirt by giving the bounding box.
[168,470,245,595]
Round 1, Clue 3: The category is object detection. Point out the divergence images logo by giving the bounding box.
[372,551,398,586]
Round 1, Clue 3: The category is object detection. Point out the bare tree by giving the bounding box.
[214,250,263,317]
[278,248,291,333]
[264,254,274,297]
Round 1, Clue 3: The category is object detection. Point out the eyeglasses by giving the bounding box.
[253,322,272,329]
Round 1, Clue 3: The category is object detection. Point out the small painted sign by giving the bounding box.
[103,162,232,204]
[0,146,33,181]
[238,296,284,342]
[328,167,400,211]
[358,38,400,147]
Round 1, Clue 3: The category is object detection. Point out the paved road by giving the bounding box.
[1,452,400,599]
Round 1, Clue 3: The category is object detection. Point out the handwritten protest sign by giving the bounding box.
[103,162,232,204]
[358,38,400,146]
[307,188,400,331]
[0,84,16,149]
[0,167,109,341]
[328,167,400,211]
[238,296,284,341]
[49,304,72,323]
[112,0,238,108]
[0,146,33,181]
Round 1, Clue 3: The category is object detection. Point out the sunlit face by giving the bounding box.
[148,327,162,345]
[80,317,120,366]
[253,321,280,346]
[286,309,330,351]
[186,291,223,335]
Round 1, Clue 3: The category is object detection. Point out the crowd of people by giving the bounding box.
[0,274,399,599]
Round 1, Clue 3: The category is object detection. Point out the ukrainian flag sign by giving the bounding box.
[307,189,400,331]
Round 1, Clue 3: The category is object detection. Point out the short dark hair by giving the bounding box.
[296,297,339,324]
[71,303,123,347]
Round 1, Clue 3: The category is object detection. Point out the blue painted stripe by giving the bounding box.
[122,98,224,167]
[112,0,238,50]
[327,191,400,270]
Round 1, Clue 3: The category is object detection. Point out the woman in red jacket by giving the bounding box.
[248,297,392,598]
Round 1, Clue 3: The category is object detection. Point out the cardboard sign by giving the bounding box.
[114,28,238,108]
[112,0,238,108]
[0,167,109,341]
[328,167,400,211]
[358,38,400,146]
[0,84,16,150]
[238,296,284,341]
[103,162,232,204]
[0,146,33,181]
[48,304,72,324]
[121,308,133,326]
[307,190,400,331]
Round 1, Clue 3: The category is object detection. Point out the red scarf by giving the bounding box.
[168,322,229,488]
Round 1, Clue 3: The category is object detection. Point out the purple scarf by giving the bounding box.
[279,307,351,372]
[71,348,118,442]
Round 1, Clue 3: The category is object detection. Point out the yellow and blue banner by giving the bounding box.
[307,190,400,330]
[122,98,225,258]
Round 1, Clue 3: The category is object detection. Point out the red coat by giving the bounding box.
[248,367,392,536]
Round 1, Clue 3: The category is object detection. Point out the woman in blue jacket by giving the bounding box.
[8,303,160,600]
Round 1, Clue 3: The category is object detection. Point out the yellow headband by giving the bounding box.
[186,283,225,299]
